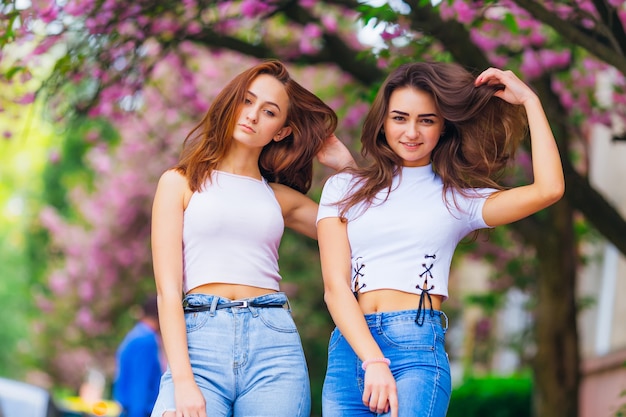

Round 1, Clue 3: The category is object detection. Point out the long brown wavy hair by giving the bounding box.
[339,61,528,217]
[175,59,337,194]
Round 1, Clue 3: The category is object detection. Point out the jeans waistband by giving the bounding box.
[182,292,290,314]
[363,309,448,331]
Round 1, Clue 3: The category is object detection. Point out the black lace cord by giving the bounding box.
[415,285,435,326]
[352,258,366,299]
[352,283,366,299]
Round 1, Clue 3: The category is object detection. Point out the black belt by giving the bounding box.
[183,300,286,313]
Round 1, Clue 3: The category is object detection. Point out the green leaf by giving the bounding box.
[4,66,25,81]
[502,12,520,34]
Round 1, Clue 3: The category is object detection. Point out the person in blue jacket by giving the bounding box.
[113,295,163,417]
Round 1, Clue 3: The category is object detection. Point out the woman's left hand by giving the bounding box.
[475,67,537,106]
[316,134,356,171]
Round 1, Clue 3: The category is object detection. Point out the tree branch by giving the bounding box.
[512,0,626,74]
[591,0,626,54]
[409,2,491,70]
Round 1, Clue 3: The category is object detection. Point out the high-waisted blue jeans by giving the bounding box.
[322,309,451,417]
[151,292,310,417]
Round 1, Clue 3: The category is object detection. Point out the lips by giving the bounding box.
[400,141,421,148]
[239,123,256,133]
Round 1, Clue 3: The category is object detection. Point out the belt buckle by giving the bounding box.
[235,300,249,308]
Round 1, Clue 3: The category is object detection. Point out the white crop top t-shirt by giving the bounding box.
[182,170,284,293]
[317,164,496,300]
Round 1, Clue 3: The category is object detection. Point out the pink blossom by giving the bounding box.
[377,56,389,69]
[528,32,546,47]
[380,26,402,42]
[538,49,571,69]
[49,271,69,295]
[321,15,338,33]
[85,129,100,143]
[14,92,36,104]
[560,90,575,110]
[343,103,369,129]
[39,206,64,235]
[87,148,112,174]
[78,281,95,303]
[240,0,274,18]
[39,4,59,23]
[470,30,500,51]
[48,149,61,163]
[303,23,322,39]
[299,0,317,8]
[519,49,543,79]
[3,131,11,139]
[75,307,95,330]
[489,55,509,68]
[187,21,203,35]
[63,1,92,17]
[299,37,318,55]
[451,0,476,24]
[438,1,456,21]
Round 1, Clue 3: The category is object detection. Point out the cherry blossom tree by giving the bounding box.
[2,1,626,416]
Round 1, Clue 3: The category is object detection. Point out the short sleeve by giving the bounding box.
[316,173,353,224]
[455,188,498,230]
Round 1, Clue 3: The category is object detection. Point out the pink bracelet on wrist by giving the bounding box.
[361,357,391,371]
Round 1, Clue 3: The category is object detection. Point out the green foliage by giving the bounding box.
[356,3,400,27]
[41,117,119,214]
[0,231,30,378]
[447,375,533,417]
[0,96,56,379]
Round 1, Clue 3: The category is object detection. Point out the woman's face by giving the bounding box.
[233,74,292,149]
[383,86,445,167]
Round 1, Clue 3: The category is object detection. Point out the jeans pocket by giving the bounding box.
[379,321,436,350]
[185,311,210,333]
[327,327,343,354]
[257,308,298,333]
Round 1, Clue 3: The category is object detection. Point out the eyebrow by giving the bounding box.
[247,91,282,112]
[390,110,438,118]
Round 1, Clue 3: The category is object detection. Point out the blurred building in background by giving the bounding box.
[578,68,626,417]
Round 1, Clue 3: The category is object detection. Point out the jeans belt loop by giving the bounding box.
[209,296,219,316]
[440,311,449,332]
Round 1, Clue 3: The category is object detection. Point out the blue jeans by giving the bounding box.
[151,292,310,417]
[322,309,451,417]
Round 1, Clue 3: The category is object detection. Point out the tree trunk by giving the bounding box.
[527,199,580,417]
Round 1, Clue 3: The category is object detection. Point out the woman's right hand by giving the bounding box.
[316,133,356,171]
[362,363,398,417]
[174,380,206,417]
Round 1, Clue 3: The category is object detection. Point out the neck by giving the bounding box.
[218,147,263,179]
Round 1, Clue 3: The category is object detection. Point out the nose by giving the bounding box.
[405,123,419,139]
[246,106,259,123]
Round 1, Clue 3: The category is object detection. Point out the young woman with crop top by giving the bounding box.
[317,62,564,417]
[150,60,354,417]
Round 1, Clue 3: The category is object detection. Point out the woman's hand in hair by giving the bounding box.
[316,134,356,172]
[475,68,537,106]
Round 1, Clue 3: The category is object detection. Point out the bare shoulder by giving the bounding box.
[269,182,293,208]
[158,168,187,186]
[155,169,193,205]
[268,182,291,195]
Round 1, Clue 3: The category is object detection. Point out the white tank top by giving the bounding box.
[182,170,284,293]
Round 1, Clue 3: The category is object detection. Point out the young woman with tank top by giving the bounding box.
[317,62,564,417]
[150,60,354,417]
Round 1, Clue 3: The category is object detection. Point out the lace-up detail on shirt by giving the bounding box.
[351,257,367,298]
[416,253,436,326]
